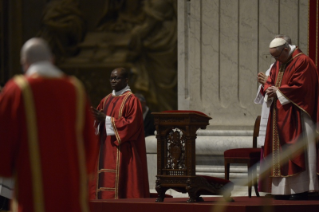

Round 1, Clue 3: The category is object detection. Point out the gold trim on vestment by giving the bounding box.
[115,146,121,199]
[70,76,89,212]
[277,89,311,118]
[13,76,45,212]
[119,92,132,118]
[270,170,306,178]
[271,64,286,177]
[112,117,121,145]
[271,101,281,177]
[102,94,110,108]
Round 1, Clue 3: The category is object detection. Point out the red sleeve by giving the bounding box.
[259,86,265,96]
[111,95,144,145]
[264,63,276,92]
[278,56,318,116]
[0,80,23,177]
[96,97,105,111]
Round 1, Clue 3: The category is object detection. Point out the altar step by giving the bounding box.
[196,165,257,180]
[150,165,262,198]
[90,196,319,212]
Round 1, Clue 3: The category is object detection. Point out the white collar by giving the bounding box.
[26,61,63,77]
[112,85,131,96]
[288,45,296,57]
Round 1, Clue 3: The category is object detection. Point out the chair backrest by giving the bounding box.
[252,115,261,148]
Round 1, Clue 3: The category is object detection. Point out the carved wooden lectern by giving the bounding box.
[152,111,233,203]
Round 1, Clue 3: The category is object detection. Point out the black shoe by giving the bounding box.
[289,192,308,200]
[273,195,290,200]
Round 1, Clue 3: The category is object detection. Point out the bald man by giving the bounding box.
[0,38,98,212]
[262,37,319,200]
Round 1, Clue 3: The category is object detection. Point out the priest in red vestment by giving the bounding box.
[90,67,150,199]
[263,37,319,200]
[0,38,98,212]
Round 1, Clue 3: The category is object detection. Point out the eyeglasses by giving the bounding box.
[109,77,123,82]
[272,47,285,59]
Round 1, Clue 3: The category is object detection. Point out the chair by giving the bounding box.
[224,116,261,197]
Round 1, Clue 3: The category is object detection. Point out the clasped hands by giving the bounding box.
[257,72,277,97]
[90,107,106,123]
[265,86,278,98]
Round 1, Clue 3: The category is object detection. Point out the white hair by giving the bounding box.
[274,34,292,45]
[20,38,52,64]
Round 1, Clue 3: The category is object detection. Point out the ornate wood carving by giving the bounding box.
[152,111,233,203]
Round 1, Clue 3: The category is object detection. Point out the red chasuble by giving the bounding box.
[0,75,98,212]
[90,91,150,199]
[263,48,319,177]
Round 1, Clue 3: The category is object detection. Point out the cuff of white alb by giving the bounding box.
[276,90,290,105]
[94,121,99,135]
[105,116,115,136]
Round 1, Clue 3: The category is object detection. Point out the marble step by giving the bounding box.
[196,165,248,173]
[196,165,260,180]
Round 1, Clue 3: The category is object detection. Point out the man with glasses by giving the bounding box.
[262,37,319,200]
[90,67,150,199]
[255,35,291,193]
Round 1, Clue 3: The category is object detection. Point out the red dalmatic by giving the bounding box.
[90,91,150,199]
[0,75,98,212]
[263,48,319,177]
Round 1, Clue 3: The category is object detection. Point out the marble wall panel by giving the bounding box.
[279,0,299,44]
[238,0,259,112]
[258,0,279,76]
[299,0,309,54]
[188,0,202,109]
[219,0,239,109]
[202,0,220,117]
[177,0,189,109]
